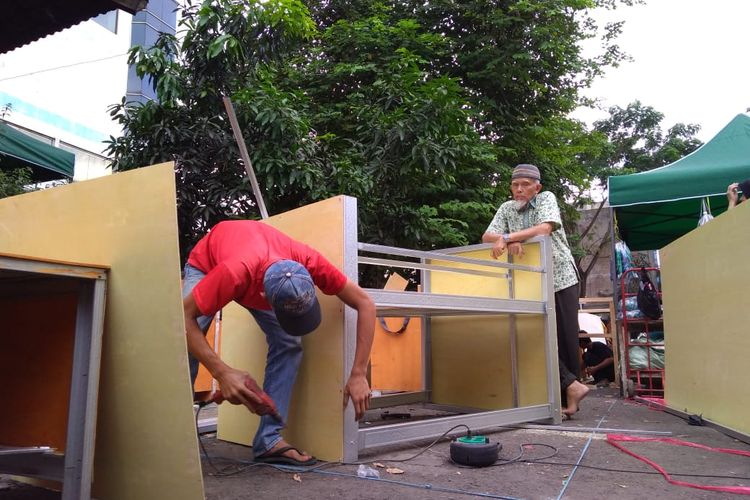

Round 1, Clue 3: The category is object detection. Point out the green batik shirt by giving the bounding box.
[486,191,578,292]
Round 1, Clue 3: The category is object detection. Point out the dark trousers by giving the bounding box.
[555,283,580,404]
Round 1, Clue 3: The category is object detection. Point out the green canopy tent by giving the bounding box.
[0,121,75,182]
[608,113,750,251]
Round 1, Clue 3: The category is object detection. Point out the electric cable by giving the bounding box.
[358,423,472,464]
[195,408,750,483]
[0,53,129,82]
[490,442,559,466]
[518,460,750,480]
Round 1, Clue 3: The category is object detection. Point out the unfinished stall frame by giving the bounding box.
[346,211,561,461]
[0,254,107,500]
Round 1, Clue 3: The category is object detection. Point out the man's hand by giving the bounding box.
[728,182,740,208]
[343,374,371,421]
[215,368,264,412]
[490,238,507,259]
[507,242,524,257]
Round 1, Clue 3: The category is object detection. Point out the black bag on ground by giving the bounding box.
[637,268,661,319]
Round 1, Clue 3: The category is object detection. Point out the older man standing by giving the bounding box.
[482,164,589,417]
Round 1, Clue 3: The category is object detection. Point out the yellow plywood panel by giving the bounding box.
[428,244,543,301]
[0,164,203,499]
[371,316,423,392]
[0,294,77,451]
[660,204,750,436]
[431,315,513,408]
[216,302,266,444]
[371,273,423,392]
[430,244,548,407]
[514,315,548,406]
[429,248,511,299]
[218,196,347,461]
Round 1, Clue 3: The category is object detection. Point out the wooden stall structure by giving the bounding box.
[661,201,750,439]
[0,164,204,499]
[217,195,561,462]
[0,254,107,500]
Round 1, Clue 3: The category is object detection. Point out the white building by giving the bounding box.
[0,2,177,181]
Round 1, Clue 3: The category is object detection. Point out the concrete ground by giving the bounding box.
[196,388,750,499]
[2,388,749,499]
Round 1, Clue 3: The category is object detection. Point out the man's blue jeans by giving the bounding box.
[182,263,303,456]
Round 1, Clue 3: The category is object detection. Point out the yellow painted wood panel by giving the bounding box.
[0,163,203,499]
[371,316,423,392]
[660,204,750,436]
[514,315,549,406]
[429,243,549,408]
[0,294,77,451]
[218,196,347,461]
[431,315,514,408]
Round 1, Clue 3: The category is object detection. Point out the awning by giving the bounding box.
[608,114,750,250]
[1,0,147,54]
[0,122,75,181]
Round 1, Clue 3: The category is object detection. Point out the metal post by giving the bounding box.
[222,96,269,219]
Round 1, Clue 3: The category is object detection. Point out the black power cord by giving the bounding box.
[194,409,750,482]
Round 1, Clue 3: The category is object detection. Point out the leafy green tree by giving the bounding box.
[106,0,644,277]
[106,0,318,258]
[593,100,703,173]
[570,101,703,297]
[0,166,32,198]
[292,4,500,249]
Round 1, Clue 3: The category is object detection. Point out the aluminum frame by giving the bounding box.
[0,254,107,500]
[342,233,561,460]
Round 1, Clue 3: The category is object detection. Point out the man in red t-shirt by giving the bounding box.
[182,220,375,466]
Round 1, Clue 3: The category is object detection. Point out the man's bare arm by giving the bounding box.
[485,222,554,258]
[336,279,376,420]
[183,293,261,410]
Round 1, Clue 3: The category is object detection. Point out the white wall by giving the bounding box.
[0,11,134,180]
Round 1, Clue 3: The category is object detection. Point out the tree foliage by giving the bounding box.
[593,100,703,174]
[290,3,500,248]
[106,0,320,256]
[0,166,32,199]
[570,100,702,296]
[107,0,659,278]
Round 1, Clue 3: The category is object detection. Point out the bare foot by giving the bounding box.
[258,440,313,463]
[562,381,590,416]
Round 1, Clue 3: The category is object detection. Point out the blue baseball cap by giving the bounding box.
[263,260,321,336]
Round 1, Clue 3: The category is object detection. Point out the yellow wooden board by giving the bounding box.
[660,203,750,436]
[0,294,77,451]
[0,163,203,499]
[371,273,423,392]
[371,316,423,392]
[429,244,548,408]
[218,196,347,461]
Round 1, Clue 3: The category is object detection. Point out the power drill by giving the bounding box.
[209,375,285,425]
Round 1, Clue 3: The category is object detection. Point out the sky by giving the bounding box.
[571,0,750,142]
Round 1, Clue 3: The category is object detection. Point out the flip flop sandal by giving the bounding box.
[254,446,318,466]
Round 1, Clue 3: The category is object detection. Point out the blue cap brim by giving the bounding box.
[274,297,321,336]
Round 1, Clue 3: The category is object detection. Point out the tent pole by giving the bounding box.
[609,207,627,397]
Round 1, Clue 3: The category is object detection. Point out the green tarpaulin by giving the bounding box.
[608,114,750,251]
[0,121,75,181]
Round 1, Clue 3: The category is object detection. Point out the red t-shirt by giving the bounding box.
[187,220,348,316]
